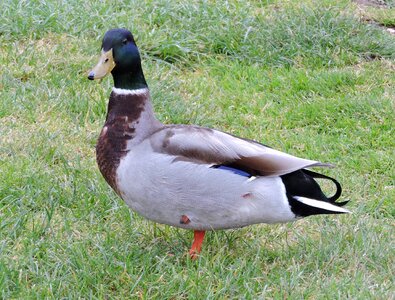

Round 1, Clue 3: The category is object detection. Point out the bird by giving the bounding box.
[88,28,349,259]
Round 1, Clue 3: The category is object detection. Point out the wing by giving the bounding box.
[150,125,331,177]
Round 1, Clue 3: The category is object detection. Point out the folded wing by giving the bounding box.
[150,125,331,177]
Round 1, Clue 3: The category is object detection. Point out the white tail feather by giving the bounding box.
[294,196,350,214]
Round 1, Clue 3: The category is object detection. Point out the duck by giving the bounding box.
[88,28,350,259]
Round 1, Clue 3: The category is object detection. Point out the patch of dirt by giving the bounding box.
[354,0,391,7]
[366,19,395,35]
[361,15,395,35]
[354,0,395,35]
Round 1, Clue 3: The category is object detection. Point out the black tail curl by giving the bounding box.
[281,169,349,217]
[301,169,348,206]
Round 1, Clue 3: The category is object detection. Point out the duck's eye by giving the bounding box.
[104,58,109,63]
[122,39,128,45]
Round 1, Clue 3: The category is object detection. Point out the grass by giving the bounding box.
[1,0,394,298]
[362,6,395,27]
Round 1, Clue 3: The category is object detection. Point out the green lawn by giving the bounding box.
[1,0,394,298]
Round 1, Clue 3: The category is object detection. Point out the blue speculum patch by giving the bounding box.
[215,165,251,177]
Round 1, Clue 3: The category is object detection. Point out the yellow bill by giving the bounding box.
[88,49,115,80]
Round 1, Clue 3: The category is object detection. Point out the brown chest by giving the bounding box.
[96,116,135,193]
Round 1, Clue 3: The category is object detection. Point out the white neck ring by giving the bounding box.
[112,87,149,96]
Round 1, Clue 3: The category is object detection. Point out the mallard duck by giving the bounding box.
[88,28,349,258]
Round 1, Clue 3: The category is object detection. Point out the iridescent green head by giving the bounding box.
[88,28,147,90]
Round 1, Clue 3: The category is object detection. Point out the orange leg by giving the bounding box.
[189,230,206,259]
